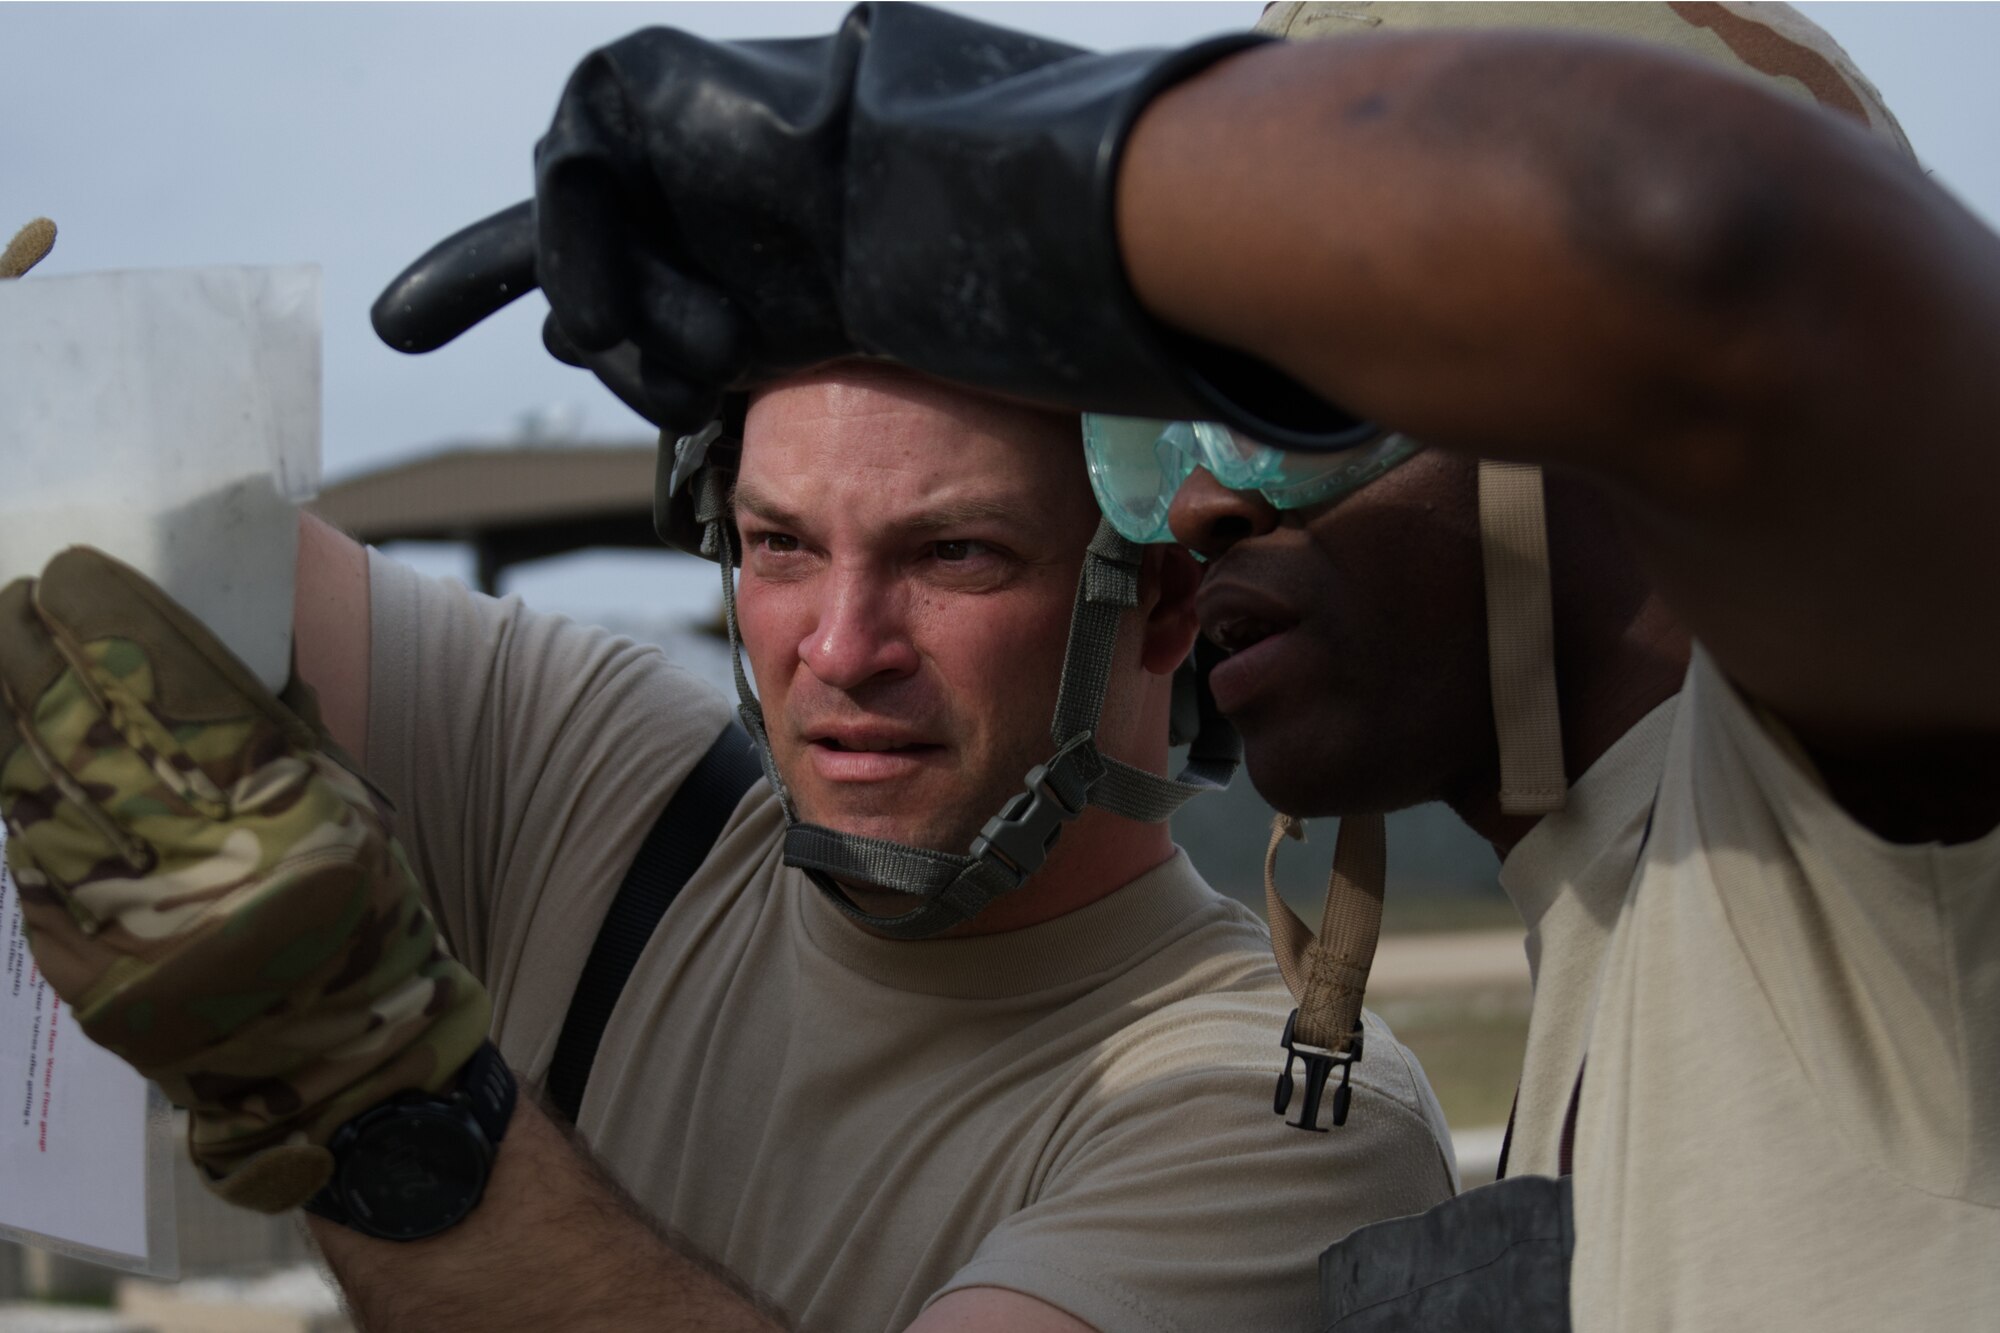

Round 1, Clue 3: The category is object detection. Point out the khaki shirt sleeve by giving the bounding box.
[363,553,734,1071]
[929,1006,1458,1333]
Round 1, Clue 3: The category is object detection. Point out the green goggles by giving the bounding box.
[1081,415,1422,545]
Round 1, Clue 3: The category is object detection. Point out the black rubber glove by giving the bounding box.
[372,2,1372,449]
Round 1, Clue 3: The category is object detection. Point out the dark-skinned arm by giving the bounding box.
[1118,32,2000,800]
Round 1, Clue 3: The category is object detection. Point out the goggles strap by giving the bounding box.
[1478,460,1567,816]
[1266,811,1384,1131]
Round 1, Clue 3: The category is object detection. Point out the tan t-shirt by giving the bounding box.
[366,555,1458,1333]
[1572,648,2000,1330]
[1497,697,1679,1178]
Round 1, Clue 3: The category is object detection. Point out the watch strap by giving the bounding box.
[303,1040,515,1232]
[456,1039,518,1145]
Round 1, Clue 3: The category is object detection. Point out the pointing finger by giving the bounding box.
[372,199,539,354]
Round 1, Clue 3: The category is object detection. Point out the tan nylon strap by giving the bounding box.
[1478,459,1567,816]
[1263,811,1385,1054]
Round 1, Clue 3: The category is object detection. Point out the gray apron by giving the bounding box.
[1319,1172,1574,1331]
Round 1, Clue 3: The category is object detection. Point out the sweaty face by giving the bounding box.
[1167,451,1496,819]
[732,370,1103,854]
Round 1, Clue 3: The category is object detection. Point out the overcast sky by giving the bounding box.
[9,2,1998,617]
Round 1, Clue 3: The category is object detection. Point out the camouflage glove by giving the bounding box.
[0,547,490,1213]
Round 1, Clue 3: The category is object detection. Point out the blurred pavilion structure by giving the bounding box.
[309,441,659,596]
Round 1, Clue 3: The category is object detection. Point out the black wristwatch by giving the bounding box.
[304,1041,517,1241]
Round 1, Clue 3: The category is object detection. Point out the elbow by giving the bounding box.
[1567,127,1856,453]
[1565,141,1804,319]
[1559,141,1837,501]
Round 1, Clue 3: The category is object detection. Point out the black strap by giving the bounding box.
[545,721,763,1124]
[1495,1060,1587,1181]
[1557,1058,1584,1177]
[1495,1084,1522,1180]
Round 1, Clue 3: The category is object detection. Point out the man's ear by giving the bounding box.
[1139,545,1203,675]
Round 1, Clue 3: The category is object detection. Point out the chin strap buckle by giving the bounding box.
[1275,1010,1363,1132]
[970,733,1101,889]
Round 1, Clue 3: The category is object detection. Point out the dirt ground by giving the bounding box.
[1369,929,1532,1138]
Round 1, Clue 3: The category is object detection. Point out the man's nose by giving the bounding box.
[1167,467,1280,559]
[801,570,920,690]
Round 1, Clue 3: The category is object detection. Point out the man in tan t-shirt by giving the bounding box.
[274,362,1457,1332]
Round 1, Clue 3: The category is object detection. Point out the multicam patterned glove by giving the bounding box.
[0,547,490,1213]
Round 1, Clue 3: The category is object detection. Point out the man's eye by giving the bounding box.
[756,533,800,554]
[933,540,985,563]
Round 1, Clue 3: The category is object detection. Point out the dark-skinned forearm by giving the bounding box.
[308,1093,787,1333]
[1117,32,2000,741]
[1118,32,1972,469]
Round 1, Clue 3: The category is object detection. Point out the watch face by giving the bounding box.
[340,1106,490,1241]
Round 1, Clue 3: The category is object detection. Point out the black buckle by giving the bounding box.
[1274,1009,1363,1132]
[970,736,1099,886]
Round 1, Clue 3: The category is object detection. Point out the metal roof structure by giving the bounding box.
[308,442,665,592]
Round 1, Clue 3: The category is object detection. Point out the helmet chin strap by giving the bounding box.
[1267,809,1383,1132]
[1271,457,1569,1132]
[1478,459,1568,819]
[696,479,1239,939]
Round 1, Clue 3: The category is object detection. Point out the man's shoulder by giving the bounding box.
[370,548,730,712]
[1103,980,1450,1132]
[1589,648,2000,1203]
[1078,885,1452,1150]
[1670,643,2000,850]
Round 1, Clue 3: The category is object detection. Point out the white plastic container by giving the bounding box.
[0,266,321,691]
